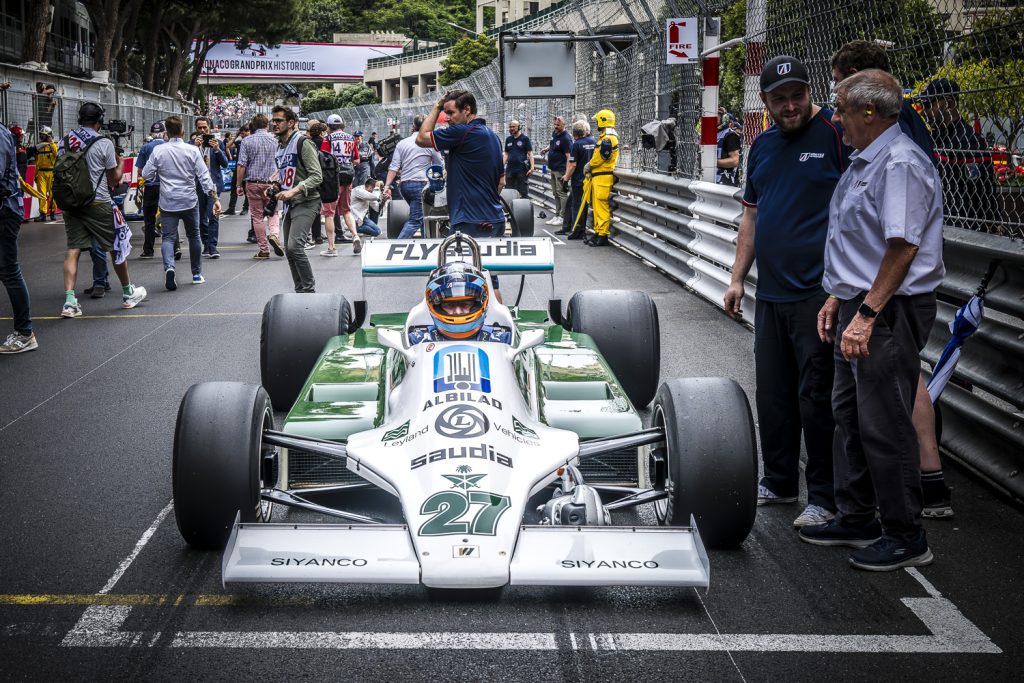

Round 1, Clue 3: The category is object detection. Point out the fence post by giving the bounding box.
[700,17,721,183]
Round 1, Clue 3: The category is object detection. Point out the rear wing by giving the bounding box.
[361,237,555,277]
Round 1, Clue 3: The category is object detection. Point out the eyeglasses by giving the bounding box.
[271,118,286,123]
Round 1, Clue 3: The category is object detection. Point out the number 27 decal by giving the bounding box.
[419,491,511,536]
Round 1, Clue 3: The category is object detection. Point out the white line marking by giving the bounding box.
[61,606,148,648]
[170,631,558,649]
[906,567,943,599]
[694,587,747,681]
[569,632,578,650]
[99,500,174,595]
[541,229,565,245]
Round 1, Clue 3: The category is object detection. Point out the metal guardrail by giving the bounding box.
[527,169,1024,502]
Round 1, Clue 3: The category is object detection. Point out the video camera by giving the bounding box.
[101,119,134,155]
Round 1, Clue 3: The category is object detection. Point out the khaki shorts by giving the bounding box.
[65,201,115,251]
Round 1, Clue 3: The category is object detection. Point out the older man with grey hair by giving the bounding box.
[799,69,945,572]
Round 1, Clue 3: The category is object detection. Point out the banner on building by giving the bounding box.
[198,42,403,80]
[666,19,698,64]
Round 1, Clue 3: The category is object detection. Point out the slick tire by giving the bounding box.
[386,199,410,239]
[509,198,535,237]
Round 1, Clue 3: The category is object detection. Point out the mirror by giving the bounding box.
[508,329,546,361]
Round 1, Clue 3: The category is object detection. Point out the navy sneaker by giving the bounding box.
[849,534,933,572]
[798,518,882,548]
[165,269,177,291]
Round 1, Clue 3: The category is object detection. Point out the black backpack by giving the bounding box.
[299,137,339,203]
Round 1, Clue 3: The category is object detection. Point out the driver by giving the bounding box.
[409,261,512,344]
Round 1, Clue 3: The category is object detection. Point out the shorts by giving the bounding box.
[64,201,115,251]
[337,183,352,215]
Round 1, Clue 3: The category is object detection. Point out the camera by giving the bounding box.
[264,185,281,218]
[101,119,133,155]
[202,133,216,147]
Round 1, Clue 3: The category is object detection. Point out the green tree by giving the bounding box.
[337,84,380,107]
[438,36,497,86]
[956,6,1024,69]
[301,87,342,115]
[720,0,746,117]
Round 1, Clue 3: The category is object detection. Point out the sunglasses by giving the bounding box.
[271,118,286,123]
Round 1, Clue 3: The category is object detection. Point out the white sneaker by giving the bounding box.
[320,248,338,257]
[0,331,38,354]
[121,285,147,309]
[757,484,798,506]
[546,217,562,225]
[352,237,363,255]
[61,301,82,318]
[793,504,836,528]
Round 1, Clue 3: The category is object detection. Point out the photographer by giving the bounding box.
[270,105,322,293]
[193,117,228,258]
[55,102,146,317]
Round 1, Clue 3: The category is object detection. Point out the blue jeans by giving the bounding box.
[160,206,203,276]
[397,181,427,239]
[90,238,108,288]
[354,162,370,187]
[358,215,381,237]
[199,191,219,251]
[0,207,31,334]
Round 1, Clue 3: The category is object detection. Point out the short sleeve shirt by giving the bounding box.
[547,130,573,172]
[58,127,117,204]
[742,109,851,303]
[431,118,504,227]
[569,136,596,185]
[504,133,532,174]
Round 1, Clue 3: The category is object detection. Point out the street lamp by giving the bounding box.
[368,47,404,101]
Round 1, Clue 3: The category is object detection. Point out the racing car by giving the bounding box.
[172,234,757,589]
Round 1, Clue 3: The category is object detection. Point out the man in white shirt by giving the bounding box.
[141,115,220,291]
[350,178,382,237]
[383,114,443,239]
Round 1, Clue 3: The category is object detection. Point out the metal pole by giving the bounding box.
[700,17,721,183]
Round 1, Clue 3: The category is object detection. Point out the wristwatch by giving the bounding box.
[857,302,879,319]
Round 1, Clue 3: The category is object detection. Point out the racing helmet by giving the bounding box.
[78,101,105,125]
[593,109,616,128]
[425,261,489,340]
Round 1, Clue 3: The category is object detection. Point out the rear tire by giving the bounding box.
[260,293,352,410]
[567,290,660,408]
[386,199,410,239]
[509,198,535,237]
[648,377,757,549]
[173,382,275,550]
[500,188,520,205]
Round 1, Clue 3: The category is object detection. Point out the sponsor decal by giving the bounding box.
[492,416,540,446]
[384,241,538,264]
[423,392,502,411]
[798,152,825,162]
[418,467,512,536]
[560,560,660,569]
[426,343,435,352]
[411,442,513,470]
[271,557,368,567]
[436,405,489,439]
[433,345,491,393]
[382,420,410,441]
[777,62,791,76]
[383,425,429,448]
[453,545,479,558]
[512,416,538,438]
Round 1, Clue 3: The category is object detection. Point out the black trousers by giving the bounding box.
[832,293,936,541]
[506,172,529,198]
[142,184,161,254]
[563,183,588,233]
[754,291,836,509]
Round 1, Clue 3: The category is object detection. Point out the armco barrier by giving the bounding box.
[527,170,1024,502]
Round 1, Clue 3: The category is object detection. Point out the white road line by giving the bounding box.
[694,586,747,682]
[906,567,943,599]
[541,229,565,245]
[98,500,174,595]
[171,631,558,649]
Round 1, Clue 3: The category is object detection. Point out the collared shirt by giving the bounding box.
[135,138,165,185]
[141,137,215,212]
[547,129,572,172]
[351,185,380,224]
[237,129,279,182]
[568,135,596,186]
[431,118,504,227]
[389,134,443,182]
[504,132,532,174]
[0,125,23,216]
[823,123,945,300]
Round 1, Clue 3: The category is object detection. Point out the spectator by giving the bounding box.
[503,119,534,198]
[56,102,146,317]
[831,39,951,518]
[350,178,383,238]
[193,117,228,258]
[803,69,944,571]
[724,56,850,528]
[135,121,168,258]
[35,82,57,135]
[34,126,58,223]
[416,89,506,302]
[306,121,328,246]
[321,114,360,254]
[0,121,35,353]
[141,115,217,290]
[557,120,595,239]
[368,131,379,175]
[236,113,284,259]
[716,108,741,186]
[354,130,371,187]
[10,126,28,180]
[918,78,998,232]
[544,116,572,225]
[225,123,251,215]
[270,105,322,292]
[384,114,443,239]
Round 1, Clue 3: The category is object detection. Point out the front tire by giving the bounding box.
[386,199,410,239]
[509,198,535,237]
[173,382,275,550]
[648,377,757,549]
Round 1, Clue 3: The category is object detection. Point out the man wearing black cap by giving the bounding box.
[919,78,997,232]
[724,55,851,529]
[135,120,168,258]
[354,130,371,187]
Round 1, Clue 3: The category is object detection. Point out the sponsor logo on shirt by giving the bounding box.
[799,152,825,162]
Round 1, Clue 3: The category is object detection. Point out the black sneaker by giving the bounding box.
[138,252,154,259]
[174,250,182,261]
[88,283,108,299]
[849,534,933,571]
[567,232,585,241]
[798,518,882,548]
[165,269,177,291]
[922,480,954,519]
[209,249,221,259]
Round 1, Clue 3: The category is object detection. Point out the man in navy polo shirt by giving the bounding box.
[724,55,852,529]
[503,119,534,198]
[417,88,506,302]
[544,116,573,224]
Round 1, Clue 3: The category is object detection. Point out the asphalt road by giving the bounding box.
[0,203,1021,681]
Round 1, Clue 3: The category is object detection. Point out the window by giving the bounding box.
[528,2,539,14]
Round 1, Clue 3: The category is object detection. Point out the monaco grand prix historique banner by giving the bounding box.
[198,42,403,81]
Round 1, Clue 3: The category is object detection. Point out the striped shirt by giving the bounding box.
[237,129,278,181]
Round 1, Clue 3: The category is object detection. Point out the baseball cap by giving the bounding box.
[353,130,363,136]
[919,78,960,104]
[760,55,811,93]
[327,114,343,125]
[150,121,166,134]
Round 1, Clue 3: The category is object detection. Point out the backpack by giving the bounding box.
[337,159,354,186]
[53,135,104,210]
[299,137,339,203]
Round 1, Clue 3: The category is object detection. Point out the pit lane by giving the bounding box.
[0,208,1020,680]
